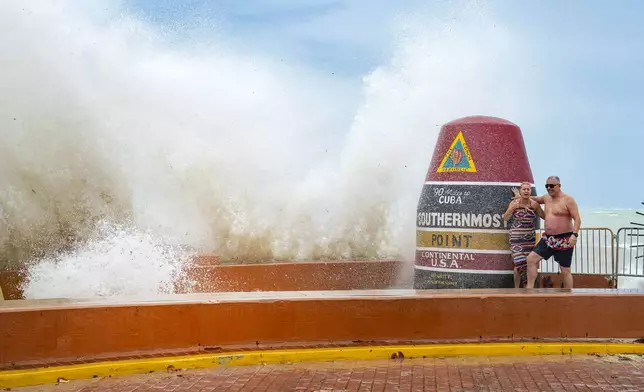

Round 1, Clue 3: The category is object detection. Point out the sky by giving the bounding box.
[123,0,644,210]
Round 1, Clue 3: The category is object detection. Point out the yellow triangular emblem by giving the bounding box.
[437,131,476,173]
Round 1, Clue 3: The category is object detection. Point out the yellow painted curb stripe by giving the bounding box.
[417,230,514,250]
[1,342,643,388]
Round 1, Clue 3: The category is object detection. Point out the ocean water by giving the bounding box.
[582,208,641,233]
[1,2,641,299]
[581,209,643,289]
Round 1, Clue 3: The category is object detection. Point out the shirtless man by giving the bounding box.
[515,176,581,289]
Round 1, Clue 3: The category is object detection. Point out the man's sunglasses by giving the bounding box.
[545,184,559,189]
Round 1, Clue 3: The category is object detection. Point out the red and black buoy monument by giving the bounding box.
[415,116,538,289]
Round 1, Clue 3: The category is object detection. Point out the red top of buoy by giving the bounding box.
[443,115,519,127]
[425,115,534,183]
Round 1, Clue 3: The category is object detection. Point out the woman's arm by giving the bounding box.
[503,200,518,222]
[511,188,545,204]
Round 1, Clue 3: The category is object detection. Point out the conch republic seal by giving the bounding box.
[415,116,539,289]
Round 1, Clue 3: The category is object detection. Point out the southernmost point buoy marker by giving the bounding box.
[415,116,538,289]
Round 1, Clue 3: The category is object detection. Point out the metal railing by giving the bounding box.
[536,227,615,277]
[614,227,644,287]
[527,226,644,289]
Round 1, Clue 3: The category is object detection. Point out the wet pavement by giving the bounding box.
[5,288,644,312]
[10,354,644,392]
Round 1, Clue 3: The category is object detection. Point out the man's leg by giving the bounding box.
[560,267,573,288]
[556,249,575,289]
[525,251,543,288]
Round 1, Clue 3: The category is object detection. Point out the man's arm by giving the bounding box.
[567,196,581,233]
[532,200,546,219]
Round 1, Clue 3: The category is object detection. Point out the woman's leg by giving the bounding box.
[510,239,528,288]
[518,264,528,287]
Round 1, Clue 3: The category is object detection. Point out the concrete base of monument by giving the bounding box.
[414,269,615,289]
[414,268,517,289]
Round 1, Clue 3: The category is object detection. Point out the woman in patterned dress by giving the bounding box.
[503,182,545,288]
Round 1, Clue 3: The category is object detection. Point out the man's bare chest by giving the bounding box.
[546,200,569,217]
